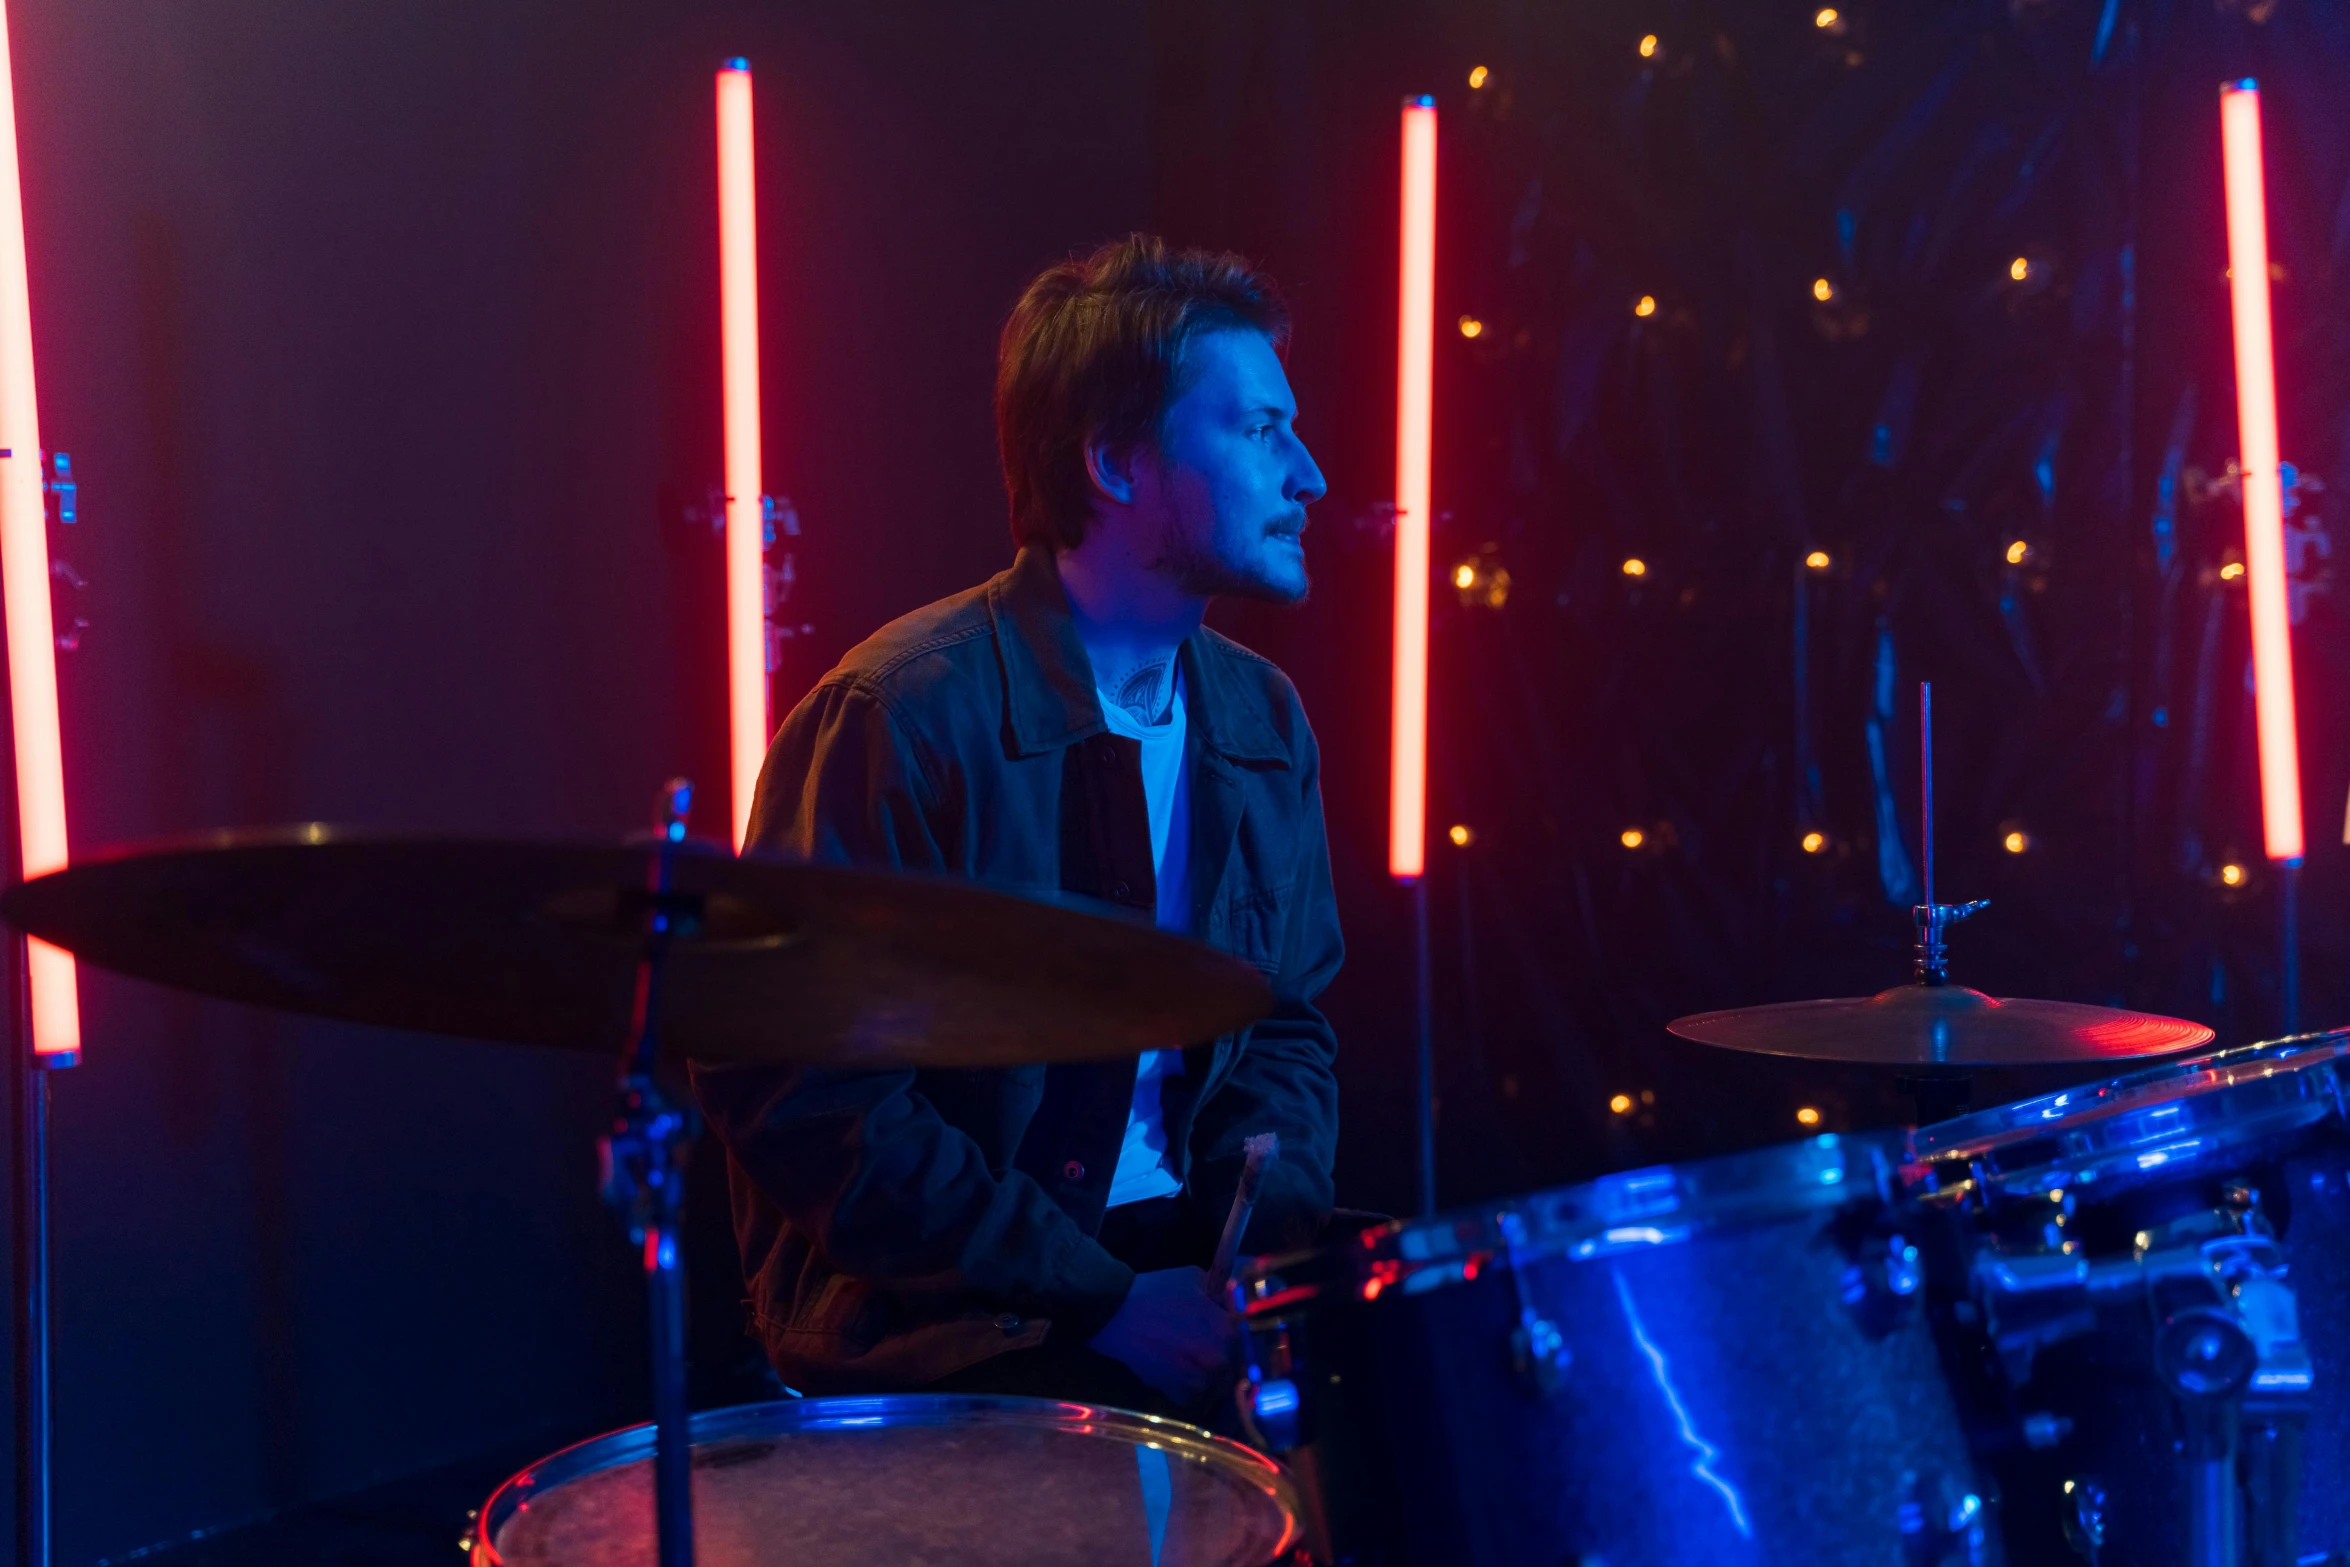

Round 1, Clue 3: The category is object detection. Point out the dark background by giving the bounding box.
[0,0,2340,1560]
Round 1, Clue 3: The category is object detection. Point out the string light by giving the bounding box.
[1638,34,1660,57]
[1796,1107,1822,1126]
[1621,557,1648,577]
[2221,863,2247,887]
[2004,830,2030,854]
[2221,560,2246,581]
[1814,7,1840,24]
[1449,824,1474,847]
[1468,64,1489,90]
[1458,314,1484,338]
[2005,540,2029,565]
[2009,257,2030,282]
[1811,277,1835,302]
[1804,550,1831,570]
[1801,830,1826,854]
[1633,294,1657,318]
[1620,827,1646,849]
[1609,1093,1634,1115]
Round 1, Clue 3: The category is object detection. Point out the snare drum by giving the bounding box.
[1237,1131,1995,1566]
[1907,1030,2350,1565]
[470,1395,1302,1567]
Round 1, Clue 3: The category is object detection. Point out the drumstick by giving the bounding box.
[1207,1133,1279,1293]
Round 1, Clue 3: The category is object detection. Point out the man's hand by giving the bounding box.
[1088,1265,1239,1406]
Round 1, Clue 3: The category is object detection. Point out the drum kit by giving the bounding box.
[2,762,2339,1565]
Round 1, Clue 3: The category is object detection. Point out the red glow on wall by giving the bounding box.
[2219,81,2305,864]
[718,60,765,853]
[0,0,76,1057]
[1389,97,1437,882]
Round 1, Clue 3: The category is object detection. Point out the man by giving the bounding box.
[692,234,1340,1416]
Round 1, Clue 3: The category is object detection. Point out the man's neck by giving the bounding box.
[1055,540,1206,727]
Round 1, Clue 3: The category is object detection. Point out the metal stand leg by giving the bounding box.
[2279,860,2300,1036]
[1411,876,1434,1219]
[599,780,702,1567]
[12,1046,53,1567]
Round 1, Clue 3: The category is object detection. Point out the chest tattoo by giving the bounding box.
[1109,658,1175,726]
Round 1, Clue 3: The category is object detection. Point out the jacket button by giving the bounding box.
[1062,1159,1085,1182]
[993,1313,1023,1334]
[1111,881,1133,902]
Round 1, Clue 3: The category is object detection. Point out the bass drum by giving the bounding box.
[470,1395,1302,1567]
[1236,1131,1997,1566]
[1906,1030,2350,1566]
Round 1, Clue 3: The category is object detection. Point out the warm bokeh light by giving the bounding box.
[1621,557,1648,576]
[1609,1093,1634,1115]
[1453,562,1476,589]
[1391,97,1438,881]
[1449,824,1473,847]
[1468,64,1489,90]
[2221,82,2305,863]
[1457,314,1483,338]
[2006,540,2029,565]
[1814,7,1840,25]
[2009,256,2030,282]
[1811,277,1834,302]
[718,60,765,852]
[0,0,77,1056]
[2221,862,2247,887]
[2004,830,2029,854]
[1633,294,1657,318]
[1638,34,1660,57]
[1804,549,1831,570]
[1620,827,1646,849]
[1796,1106,1822,1126]
[2221,561,2247,580]
[1801,830,1826,854]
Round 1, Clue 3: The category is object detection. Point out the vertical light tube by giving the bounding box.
[1390,96,1437,882]
[717,59,764,853]
[2220,80,2304,864]
[0,0,75,1058]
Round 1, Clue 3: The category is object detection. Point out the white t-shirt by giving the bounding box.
[1099,663,1190,1208]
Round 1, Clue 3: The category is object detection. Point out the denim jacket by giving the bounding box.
[691,544,1343,1392]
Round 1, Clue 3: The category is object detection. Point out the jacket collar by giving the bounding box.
[987,544,1289,768]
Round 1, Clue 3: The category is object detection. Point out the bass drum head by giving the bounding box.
[474,1396,1300,1567]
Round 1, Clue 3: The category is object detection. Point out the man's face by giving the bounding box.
[1142,328,1327,604]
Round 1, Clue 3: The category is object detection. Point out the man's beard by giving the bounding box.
[1157,511,1312,606]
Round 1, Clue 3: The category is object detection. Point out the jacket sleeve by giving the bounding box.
[689,679,1136,1332]
[1185,720,1343,1258]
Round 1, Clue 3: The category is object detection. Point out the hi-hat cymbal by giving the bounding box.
[0,829,1272,1069]
[1667,982,2214,1067]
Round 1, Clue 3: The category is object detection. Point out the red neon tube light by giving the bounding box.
[2220,80,2304,864]
[1389,96,1437,882]
[718,59,765,852]
[0,0,75,1059]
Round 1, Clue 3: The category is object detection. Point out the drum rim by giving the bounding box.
[1239,1129,1903,1316]
[1903,1029,2350,1201]
[470,1393,1301,1567]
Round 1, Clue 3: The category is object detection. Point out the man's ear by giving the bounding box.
[1083,433,1138,508]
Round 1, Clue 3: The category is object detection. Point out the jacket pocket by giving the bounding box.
[1210,881,1292,973]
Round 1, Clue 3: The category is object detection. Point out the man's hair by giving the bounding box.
[996,234,1290,550]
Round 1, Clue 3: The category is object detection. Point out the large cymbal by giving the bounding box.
[1667,982,2214,1067]
[0,829,1273,1069]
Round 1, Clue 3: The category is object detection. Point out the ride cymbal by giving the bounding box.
[0,828,1272,1068]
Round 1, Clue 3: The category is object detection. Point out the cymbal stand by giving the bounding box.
[599,779,701,1567]
[1896,683,1989,1122]
[10,937,68,1567]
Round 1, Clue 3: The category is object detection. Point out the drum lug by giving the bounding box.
[1496,1209,1571,1397]
[1898,1469,1989,1567]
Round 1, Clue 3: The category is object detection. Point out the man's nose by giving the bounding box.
[1288,438,1328,507]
